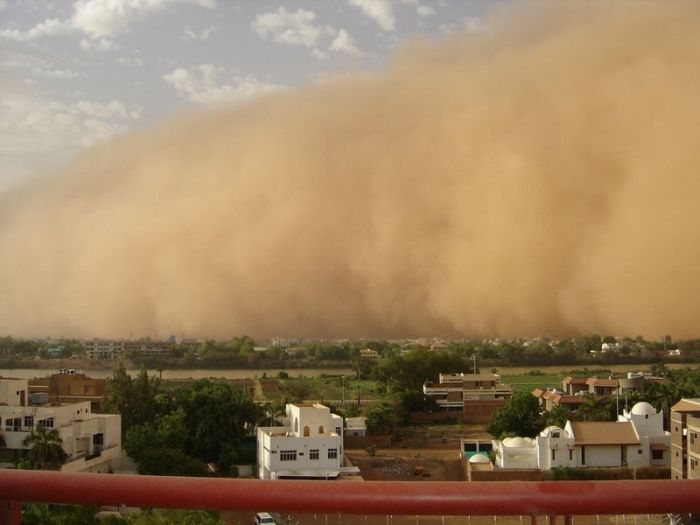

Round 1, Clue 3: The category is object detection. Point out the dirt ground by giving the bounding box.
[345,422,489,482]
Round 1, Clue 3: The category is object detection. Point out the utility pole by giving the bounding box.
[341,375,345,407]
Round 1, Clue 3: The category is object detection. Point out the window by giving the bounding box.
[280,450,297,461]
[328,448,338,459]
[23,416,34,429]
[651,449,664,461]
[638,449,643,454]
[38,417,54,428]
[5,417,21,432]
[318,426,325,434]
[551,449,556,461]
[569,449,573,461]
[93,433,104,446]
[335,427,342,435]
[551,432,560,438]
[310,449,319,460]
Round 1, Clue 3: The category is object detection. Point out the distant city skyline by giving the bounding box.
[1,0,500,191]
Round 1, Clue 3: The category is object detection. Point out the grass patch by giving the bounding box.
[500,374,562,392]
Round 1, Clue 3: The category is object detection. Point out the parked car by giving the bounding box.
[255,513,276,525]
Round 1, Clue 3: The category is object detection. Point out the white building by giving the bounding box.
[345,417,367,437]
[256,403,346,479]
[83,340,125,360]
[0,378,122,473]
[493,402,670,470]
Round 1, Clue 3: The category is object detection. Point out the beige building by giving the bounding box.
[1,378,121,473]
[423,372,512,422]
[29,372,106,412]
[670,398,700,480]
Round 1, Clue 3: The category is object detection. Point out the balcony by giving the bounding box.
[1,471,699,525]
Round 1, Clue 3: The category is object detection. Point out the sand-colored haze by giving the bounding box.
[1,0,700,339]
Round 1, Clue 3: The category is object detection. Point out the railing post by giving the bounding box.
[0,499,20,525]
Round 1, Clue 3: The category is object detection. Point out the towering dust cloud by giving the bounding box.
[2,0,700,339]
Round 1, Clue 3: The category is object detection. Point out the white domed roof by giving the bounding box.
[502,437,532,448]
[631,401,657,416]
[469,454,491,464]
[540,426,564,437]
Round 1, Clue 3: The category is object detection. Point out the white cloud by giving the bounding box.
[117,55,144,67]
[417,5,435,17]
[72,0,216,39]
[182,24,216,40]
[439,16,480,35]
[0,18,72,41]
[0,96,141,188]
[74,100,141,120]
[1,53,83,80]
[349,0,395,31]
[252,7,322,48]
[329,29,361,57]
[0,1,8,11]
[79,36,118,50]
[0,0,216,44]
[164,64,284,105]
[311,49,329,61]
[33,67,82,79]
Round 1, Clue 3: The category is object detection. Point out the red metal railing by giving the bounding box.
[1,471,699,525]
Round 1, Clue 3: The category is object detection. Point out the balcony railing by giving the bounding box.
[1,471,699,525]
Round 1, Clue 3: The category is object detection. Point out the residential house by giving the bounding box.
[256,403,347,479]
[423,372,512,422]
[531,389,587,412]
[670,398,700,479]
[493,402,670,470]
[29,373,106,412]
[535,373,663,412]
[345,417,367,437]
[0,378,121,473]
[359,348,379,360]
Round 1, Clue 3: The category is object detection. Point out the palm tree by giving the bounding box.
[21,426,67,470]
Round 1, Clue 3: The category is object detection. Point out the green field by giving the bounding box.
[500,374,563,392]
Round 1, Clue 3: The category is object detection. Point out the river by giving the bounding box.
[2,362,696,380]
[0,367,355,380]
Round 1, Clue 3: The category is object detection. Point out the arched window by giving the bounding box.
[304,426,310,437]
[319,425,325,434]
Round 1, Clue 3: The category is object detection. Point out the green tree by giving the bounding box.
[121,509,223,524]
[373,347,466,393]
[543,404,571,428]
[173,380,258,466]
[280,377,315,402]
[124,408,188,461]
[22,426,67,470]
[137,447,209,477]
[487,391,543,438]
[21,503,99,525]
[103,364,159,437]
[576,395,617,422]
[365,402,396,435]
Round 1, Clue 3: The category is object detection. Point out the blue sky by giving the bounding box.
[0,0,502,191]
